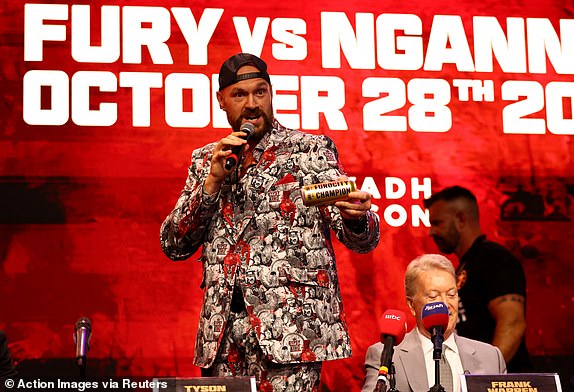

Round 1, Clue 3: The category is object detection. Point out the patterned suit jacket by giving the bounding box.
[362,329,507,392]
[161,120,380,367]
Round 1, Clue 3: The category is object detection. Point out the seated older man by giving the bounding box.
[362,254,506,392]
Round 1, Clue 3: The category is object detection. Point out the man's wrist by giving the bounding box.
[204,175,223,196]
[202,175,224,205]
[344,214,368,233]
[201,187,220,206]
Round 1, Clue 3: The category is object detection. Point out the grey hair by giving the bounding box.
[404,254,456,299]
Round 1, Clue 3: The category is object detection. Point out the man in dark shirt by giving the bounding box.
[424,186,532,372]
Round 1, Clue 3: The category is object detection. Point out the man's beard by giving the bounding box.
[432,229,460,254]
[433,236,457,254]
[232,109,273,136]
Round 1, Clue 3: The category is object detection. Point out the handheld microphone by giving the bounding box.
[224,122,254,170]
[74,317,92,368]
[374,309,407,392]
[421,302,449,360]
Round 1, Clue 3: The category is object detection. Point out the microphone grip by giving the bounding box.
[224,156,237,170]
[75,329,87,357]
[431,326,444,361]
[224,147,242,170]
[75,328,89,367]
[223,123,254,171]
[380,335,395,369]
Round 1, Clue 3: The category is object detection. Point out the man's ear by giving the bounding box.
[216,92,225,111]
[455,210,466,230]
[407,298,416,317]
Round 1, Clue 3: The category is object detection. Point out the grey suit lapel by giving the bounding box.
[397,330,429,392]
[455,334,482,374]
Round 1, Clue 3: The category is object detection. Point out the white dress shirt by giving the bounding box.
[416,328,465,392]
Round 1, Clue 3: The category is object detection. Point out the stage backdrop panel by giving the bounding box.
[1,0,573,389]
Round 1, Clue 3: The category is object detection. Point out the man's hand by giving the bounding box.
[204,130,250,195]
[334,191,372,221]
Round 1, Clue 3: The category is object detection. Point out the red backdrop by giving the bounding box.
[1,0,573,389]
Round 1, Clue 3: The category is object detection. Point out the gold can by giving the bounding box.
[301,180,357,206]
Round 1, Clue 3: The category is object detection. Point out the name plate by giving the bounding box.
[461,373,562,392]
[152,377,257,392]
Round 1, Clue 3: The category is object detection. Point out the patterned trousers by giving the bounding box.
[202,300,322,392]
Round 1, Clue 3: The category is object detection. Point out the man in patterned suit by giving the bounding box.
[160,53,380,391]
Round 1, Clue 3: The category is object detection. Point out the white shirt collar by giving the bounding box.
[415,327,463,392]
[415,327,459,354]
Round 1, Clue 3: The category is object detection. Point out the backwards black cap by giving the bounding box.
[218,53,271,91]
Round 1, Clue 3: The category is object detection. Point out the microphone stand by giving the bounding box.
[373,345,394,392]
[373,369,389,392]
[374,361,400,392]
[388,363,399,392]
[428,326,445,392]
[428,357,445,392]
[77,357,86,380]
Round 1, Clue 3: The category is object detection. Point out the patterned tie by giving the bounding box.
[440,352,453,392]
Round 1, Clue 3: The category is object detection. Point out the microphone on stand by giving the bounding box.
[421,302,449,360]
[224,122,254,170]
[374,309,407,392]
[74,317,92,379]
[421,302,449,392]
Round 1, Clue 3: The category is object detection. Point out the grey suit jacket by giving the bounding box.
[362,329,506,392]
